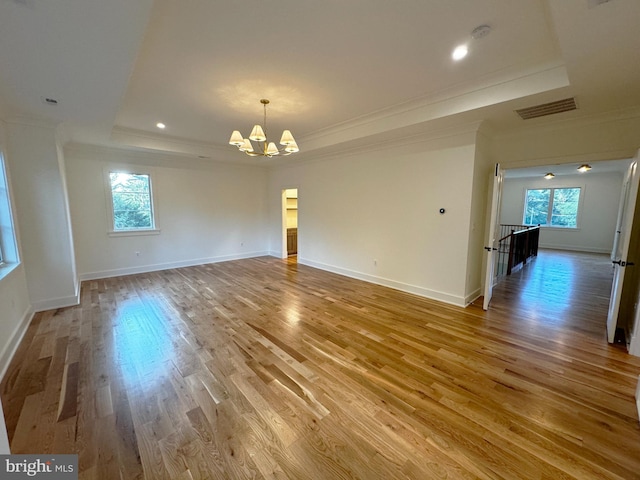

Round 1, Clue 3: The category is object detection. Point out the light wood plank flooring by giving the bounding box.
[2,251,640,479]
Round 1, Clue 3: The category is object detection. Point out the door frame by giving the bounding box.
[281,188,298,259]
[607,157,639,344]
[483,163,504,310]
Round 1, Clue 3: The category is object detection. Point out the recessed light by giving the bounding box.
[452,25,491,62]
[156,122,166,129]
[452,44,468,61]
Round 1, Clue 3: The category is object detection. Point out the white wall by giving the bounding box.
[4,119,78,311]
[0,122,33,454]
[65,145,270,279]
[0,122,32,375]
[466,128,495,300]
[493,112,640,170]
[268,132,478,306]
[500,171,623,253]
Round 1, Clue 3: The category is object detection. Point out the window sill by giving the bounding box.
[0,262,21,282]
[536,226,581,231]
[108,229,161,238]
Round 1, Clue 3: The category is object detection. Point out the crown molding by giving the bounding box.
[110,126,229,155]
[301,60,569,151]
[64,142,269,170]
[2,115,59,129]
[270,120,484,169]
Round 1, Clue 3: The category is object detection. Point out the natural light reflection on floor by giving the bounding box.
[112,298,175,389]
[285,303,301,325]
[517,255,576,322]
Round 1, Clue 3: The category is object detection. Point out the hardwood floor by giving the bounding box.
[2,251,640,479]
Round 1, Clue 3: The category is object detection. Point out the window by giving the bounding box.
[523,187,581,228]
[0,151,20,278]
[107,171,158,234]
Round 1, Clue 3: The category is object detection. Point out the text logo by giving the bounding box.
[1,455,78,479]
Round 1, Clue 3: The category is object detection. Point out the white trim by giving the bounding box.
[108,229,161,237]
[32,291,81,313]
[78,251,269,281]
[104,167,159,233]
[0,262,19,283]
[465,288,482,307]
[299,258,466,307]
[537,244,611,254]
[0,305,34,382]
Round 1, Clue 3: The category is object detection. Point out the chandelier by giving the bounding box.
[229,99,299,157]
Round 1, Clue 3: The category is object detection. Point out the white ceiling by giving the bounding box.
[504,158,632,179]
[1,0,639,165]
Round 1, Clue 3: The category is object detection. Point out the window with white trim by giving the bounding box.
[523,187,581,228]
[107,171,158,234]
[0,151,20,276]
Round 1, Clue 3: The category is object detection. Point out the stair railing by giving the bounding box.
[495,224,540,279]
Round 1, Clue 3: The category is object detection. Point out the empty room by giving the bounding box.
[1,1,640,479]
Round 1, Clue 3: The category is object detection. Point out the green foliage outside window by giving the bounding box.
[523,188,550,225]
[524,187,580,228]
[109,172,154,230]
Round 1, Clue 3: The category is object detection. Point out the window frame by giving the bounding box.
[523,186,583,229]
[104,166,160,237]
[0,149,21,281]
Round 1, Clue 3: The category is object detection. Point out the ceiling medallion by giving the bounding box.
[229,99,299,157]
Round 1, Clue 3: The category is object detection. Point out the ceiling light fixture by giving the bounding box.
[577,164,592,173]
[544,172,555,180]
[229,99,299,157]
[156,122,166,129]
[452,45,468,61]
[452,24,491,62]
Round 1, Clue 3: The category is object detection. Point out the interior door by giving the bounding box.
[607,156,640,343]
[483,164,504,310]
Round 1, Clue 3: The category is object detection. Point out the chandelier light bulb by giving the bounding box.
[249,125,266,142]
[266,142,280,156]
[229,130,244,146]
[280,130,295,145]
[239,139,254,153]
[285,141,300,153]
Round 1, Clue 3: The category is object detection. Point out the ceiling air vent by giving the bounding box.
[515,97,577,120]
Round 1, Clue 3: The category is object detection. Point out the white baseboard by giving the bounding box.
[299,258,466,307]
[32,292,81,313]
[79,251,270,282]
[538,244,611,254]
[464,288,482,307]
[0,305,34,382]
